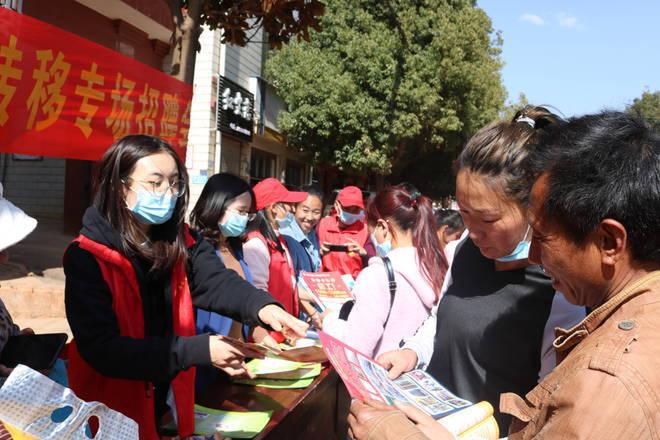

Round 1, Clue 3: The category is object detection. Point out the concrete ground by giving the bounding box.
[0,219,74,338]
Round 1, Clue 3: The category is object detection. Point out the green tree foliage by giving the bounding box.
[265,0,505,177]
[627,89,659,129]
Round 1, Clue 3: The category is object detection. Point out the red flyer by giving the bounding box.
[300,272,351,298]
[299,272,353,312]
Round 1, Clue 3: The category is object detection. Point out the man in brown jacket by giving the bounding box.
[347,111,660,439]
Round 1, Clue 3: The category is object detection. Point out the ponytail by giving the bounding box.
[408,190,448,298]
[367,185,448,298]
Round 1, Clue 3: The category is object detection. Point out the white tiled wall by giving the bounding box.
[185,26,221,215]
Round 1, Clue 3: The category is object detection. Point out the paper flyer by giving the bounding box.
[318,331,472,419]
[300,271,353,312]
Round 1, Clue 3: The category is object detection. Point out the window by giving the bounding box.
[250,148,276,186]
[285,159,306,189]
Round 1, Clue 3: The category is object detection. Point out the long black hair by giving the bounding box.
[94,135,189,273]
[189,173,255,249]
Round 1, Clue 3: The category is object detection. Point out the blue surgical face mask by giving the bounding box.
[219,211,249,237]
[496,225,531,262]
[371,232,392,257]
[129,190,176,225]
[276,212,295,230]
[339,208,364,225]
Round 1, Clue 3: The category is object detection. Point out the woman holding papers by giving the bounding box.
[372,107,585,434]
[322,184,448,358]
[189,173,281,388]
[63,136,307,440]
[190,173,257,341]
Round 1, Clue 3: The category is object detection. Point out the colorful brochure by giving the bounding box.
[318,331,499,439]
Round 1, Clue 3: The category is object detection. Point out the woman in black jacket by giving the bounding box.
[63,135,307,439]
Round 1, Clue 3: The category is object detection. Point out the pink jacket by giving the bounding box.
[324,246,439,358]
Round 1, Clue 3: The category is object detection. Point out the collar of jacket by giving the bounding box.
[553,271,660,354]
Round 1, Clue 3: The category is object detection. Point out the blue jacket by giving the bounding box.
[279,221,321,272]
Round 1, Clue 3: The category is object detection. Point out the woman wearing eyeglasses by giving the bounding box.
[63,136,307,440]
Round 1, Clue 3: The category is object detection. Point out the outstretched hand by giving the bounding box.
[258,304,309,339]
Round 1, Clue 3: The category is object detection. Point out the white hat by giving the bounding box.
[0,183,38,252]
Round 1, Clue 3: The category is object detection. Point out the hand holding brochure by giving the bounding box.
[318,331,499,439]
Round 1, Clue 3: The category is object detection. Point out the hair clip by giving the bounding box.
[516,115,536,128]
[409,191,421,208]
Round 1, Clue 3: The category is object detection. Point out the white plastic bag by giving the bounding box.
[0,364,138,439]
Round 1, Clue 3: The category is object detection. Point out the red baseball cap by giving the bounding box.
[336,186,364,209]
[253,178,308,211]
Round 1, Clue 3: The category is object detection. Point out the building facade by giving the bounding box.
[186,26,313,211]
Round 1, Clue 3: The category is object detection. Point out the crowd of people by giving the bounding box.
[0,106,657,440]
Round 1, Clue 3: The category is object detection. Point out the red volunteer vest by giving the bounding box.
[67,233,196,440]
[247,232,299,318]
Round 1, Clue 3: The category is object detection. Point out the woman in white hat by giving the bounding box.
[0,183,38,378]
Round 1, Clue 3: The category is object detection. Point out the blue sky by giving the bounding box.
[478,0,660,117]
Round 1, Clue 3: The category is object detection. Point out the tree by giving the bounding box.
[264,0,505,180]
[166,1,325,84]
[627,89,659,129]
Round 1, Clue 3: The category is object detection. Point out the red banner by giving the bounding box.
[0,8,191,160]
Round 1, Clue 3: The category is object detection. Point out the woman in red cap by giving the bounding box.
[244,178,309,342]
[318,186,375,279]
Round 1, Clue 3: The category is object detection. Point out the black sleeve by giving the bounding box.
[64,243,211,383]
[187,236,279,327]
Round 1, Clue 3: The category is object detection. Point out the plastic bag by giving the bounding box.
[0,364,138,439]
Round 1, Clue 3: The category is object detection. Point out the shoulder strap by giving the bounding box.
[381,256,397,328]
